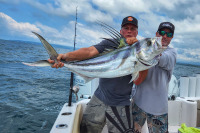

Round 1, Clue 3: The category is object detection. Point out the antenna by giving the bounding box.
[68,7,78,106]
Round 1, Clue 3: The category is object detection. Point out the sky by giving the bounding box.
[0,0,200,64]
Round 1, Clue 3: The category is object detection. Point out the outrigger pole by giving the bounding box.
[68,7,78,106]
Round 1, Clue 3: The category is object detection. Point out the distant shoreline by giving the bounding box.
[176,62,200,67]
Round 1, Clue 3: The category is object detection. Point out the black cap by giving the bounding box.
[121,16,138,28]
[158,22,175,34]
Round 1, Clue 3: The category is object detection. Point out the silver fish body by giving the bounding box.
[23,32,166,82]
[65,45,136,78]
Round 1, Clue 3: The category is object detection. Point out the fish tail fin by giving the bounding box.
[82,76,94,83]
[130,72,139,83]
[68,69,94,83]
[32,31,58,62]
[22,60,52,67]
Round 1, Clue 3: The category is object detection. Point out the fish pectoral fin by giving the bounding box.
[82,76,94,83]
[68,69,94,83]
[76,73,94,83]
[77,74,94,83]
[129,72,139,83]
[22,60,52,67]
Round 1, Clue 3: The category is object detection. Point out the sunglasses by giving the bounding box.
[159,31,173,37]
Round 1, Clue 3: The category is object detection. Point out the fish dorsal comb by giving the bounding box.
[96,21,128,49]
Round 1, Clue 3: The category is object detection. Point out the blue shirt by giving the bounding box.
[94,39,133,106]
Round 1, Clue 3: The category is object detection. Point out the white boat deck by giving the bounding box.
[50,74,200,133]
[50,99,150,133]
[50,98,200,133]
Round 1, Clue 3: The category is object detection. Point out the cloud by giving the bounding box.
[22,0,113,23]
[92,0,150,16]
[1,0,200,64]
[0,12,40,39]
[177,48,200,63]
[33,21,106,47]
[0,11,110,47]
[23,0,76,17]
[33,20,111,47]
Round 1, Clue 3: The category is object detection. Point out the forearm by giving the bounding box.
[64,46,99,61]
[158,48,177,70]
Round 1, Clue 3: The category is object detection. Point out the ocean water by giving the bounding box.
[0,39,200,133]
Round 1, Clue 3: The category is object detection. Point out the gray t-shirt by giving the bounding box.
[94,39,133,106]
[133,47,177,115]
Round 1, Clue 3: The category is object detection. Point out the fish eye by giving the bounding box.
[147,41,152,46]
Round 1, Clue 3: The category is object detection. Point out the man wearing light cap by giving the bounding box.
[131,22,177,133]
[48,16,139,133]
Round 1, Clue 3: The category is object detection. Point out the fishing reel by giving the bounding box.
[72,85,80,101]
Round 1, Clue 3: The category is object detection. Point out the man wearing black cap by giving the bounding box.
[48,16,138,133]
[157,22,175,47]
[131,22,177,133]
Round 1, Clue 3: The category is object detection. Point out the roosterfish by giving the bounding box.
[23,22,166,83]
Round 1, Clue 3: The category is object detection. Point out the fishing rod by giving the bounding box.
[68,7,78,106]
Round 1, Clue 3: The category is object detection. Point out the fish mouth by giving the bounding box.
[137,55,159,67]
[137,58,152,66]
[137,45,167,67]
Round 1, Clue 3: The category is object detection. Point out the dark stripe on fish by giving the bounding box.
[70,51,122,67]
[117,47,132,68]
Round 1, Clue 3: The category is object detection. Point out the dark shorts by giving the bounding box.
[80,95,106,133]
[80,95,134,133]
[132,103,168,133]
